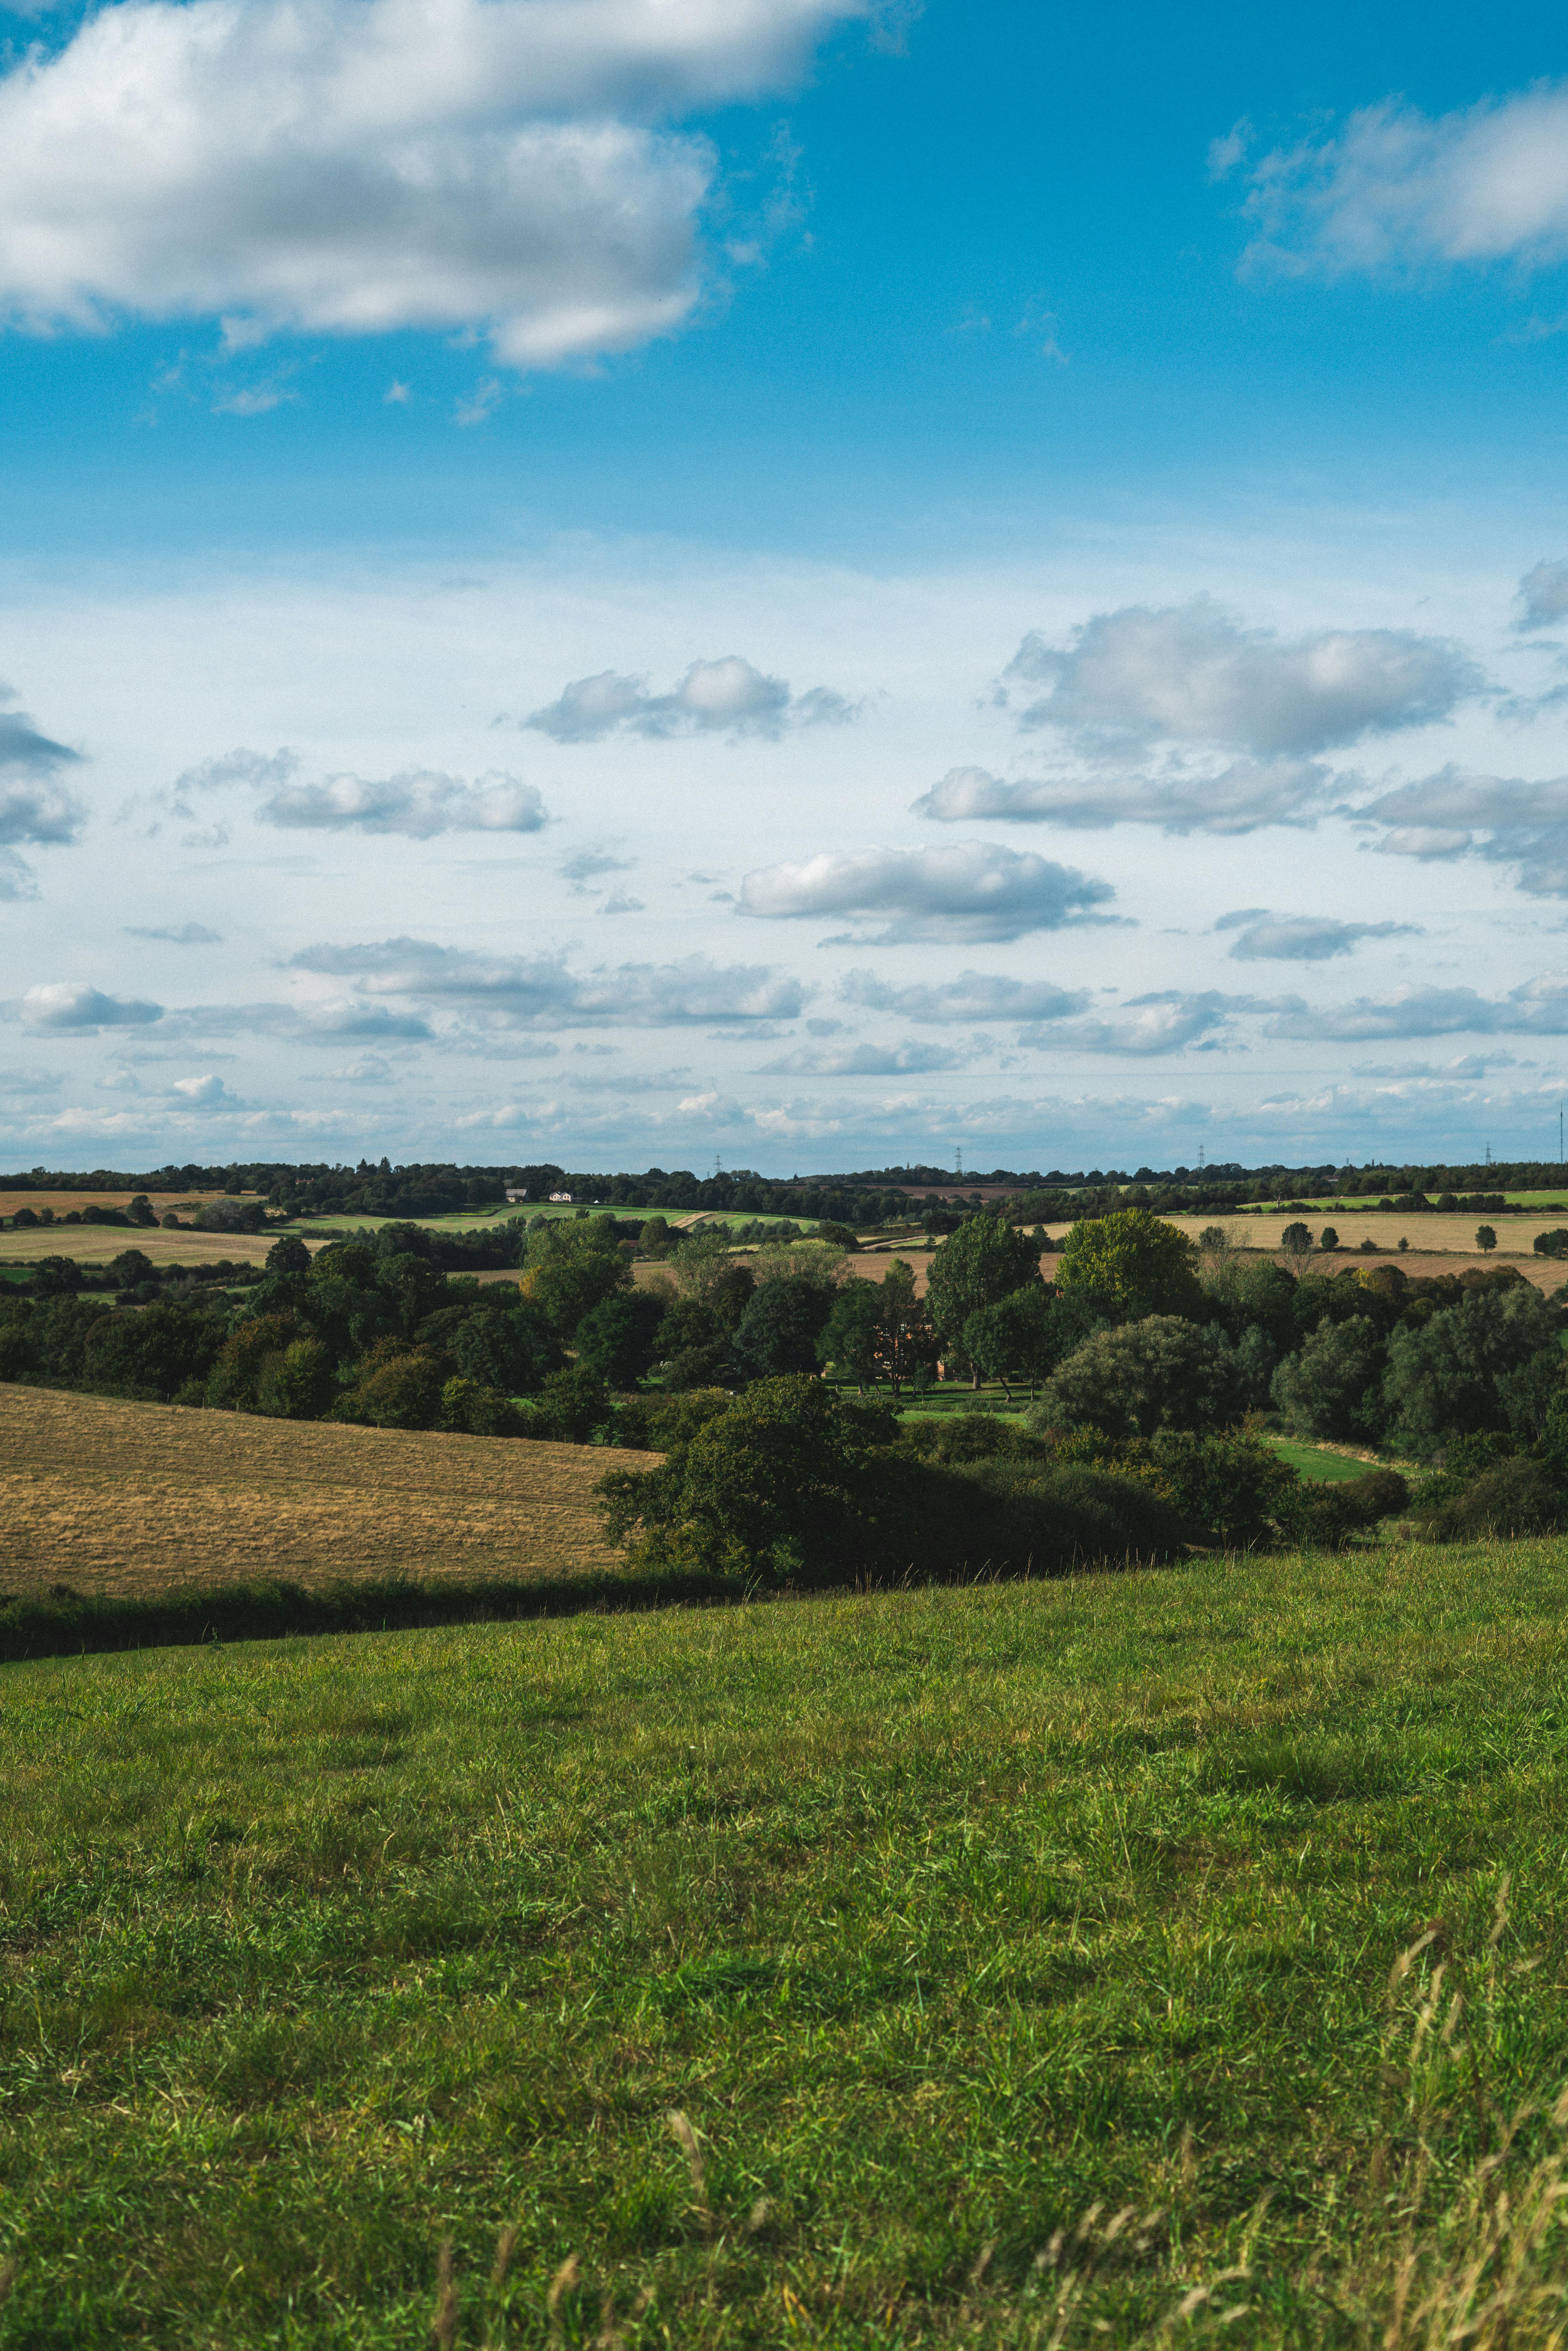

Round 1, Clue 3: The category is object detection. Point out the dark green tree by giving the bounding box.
[1042,1316,1244,1439]
[1271,1315,1386,1442]
[926,1215,1042,1382]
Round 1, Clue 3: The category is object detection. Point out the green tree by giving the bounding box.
[572,1292,667,1389]
[522,1221,629,1338]
[533,1365,612,1442]
[1041,1316,1244,1439]
[446,1301,560,1393]
[1384,1284,1560,1451]
[816,1262,938,1396]
[925,1215,1042,1383]
[815,1279,884,1391]
[1271,1315,1386,1442]
[733,1273,836,1381]
[256,1338,334,1420]
[1056,1210,1202,1323]
[266,1233,313,1277]
[1533,1228,1568,1260]
[962,1282,1062,1400]
[1476,1225,1498,1253]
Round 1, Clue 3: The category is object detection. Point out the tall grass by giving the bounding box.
[2,1540,1568,2343]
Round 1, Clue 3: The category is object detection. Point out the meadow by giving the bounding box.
[2,1540,1568,2346]
[0,1386,623,1600]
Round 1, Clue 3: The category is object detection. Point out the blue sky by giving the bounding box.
[5,0,1568,1171]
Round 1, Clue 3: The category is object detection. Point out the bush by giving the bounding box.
[1276,1467,1410,1549]
[1412,1455,1564,1541]
[1534,1229,1568,1259]
[1147,1430,1296,1549]
[438,1377,525,1437]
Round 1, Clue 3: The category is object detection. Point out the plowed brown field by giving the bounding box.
[0,1387,627,1600]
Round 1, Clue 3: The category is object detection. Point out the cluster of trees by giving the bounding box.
[592,1374,1408,1587]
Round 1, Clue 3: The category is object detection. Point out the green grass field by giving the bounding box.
[4,1541,1568,2347]
[1266,1437,1389,1483]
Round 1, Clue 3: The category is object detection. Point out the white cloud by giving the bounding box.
[1240,82,1568,279]
[175,746,301,794]
[0,779,88,846]
[0,0,869,368]
[837,968,1090,1024]
[1359,765,1568,895]
[170,1073,231,1106]
[1264,978,1568,1042]
[738,842,1114,943]
[289,937,808,1025]
[1003,597,1478,756]
[912,756,1334,834]
[124,922,224,943]
[1516,559,1568,632]
[17,982,163,1031]
[524,655,857,741]
[1215,910,1419,961]
[1030,992,1248,1057]
[261,769,547,837]
[755,1039,964,1076]
[0,696,83,784]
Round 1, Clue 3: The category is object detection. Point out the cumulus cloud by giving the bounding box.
[561,849,635,887]
[261,769,547,837]
[0,0,867,368]
[0,687,86,890]
[912,756,1335,834]
[163,999,434,1043]
[524,655,857,741]
[1516,559,1568,632]
[175,746,301,794]
[124,922,223,943]
[1215,910,1419,960]
[17,982,163,1030]
[289,937,807,1026]
[755,1039,965,1076]
[1239,82,1568,280]
[1031,992,1250,1057]
[1264,977,1568,1042]
[738,843,1114,943]
[1359,764,1568,895]
[1002,597,1477,757]
[837,968,1091,1024]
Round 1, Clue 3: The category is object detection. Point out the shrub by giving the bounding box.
[1533,1229,1568,1259]
[1413,1455,1564,1542]
[1148,1430,1297,1549]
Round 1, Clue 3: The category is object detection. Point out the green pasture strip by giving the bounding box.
[2,1546,1568,2346]
[1264,1437,1382,1484]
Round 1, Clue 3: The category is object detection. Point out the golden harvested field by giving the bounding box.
[0,1188,242,1220]
[0,1386,628,1600]
[0,1225,298,1271]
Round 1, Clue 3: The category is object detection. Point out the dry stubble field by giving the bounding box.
[0,1386,624,1600]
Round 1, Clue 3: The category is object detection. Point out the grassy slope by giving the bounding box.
[3,1544,1568,2346]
